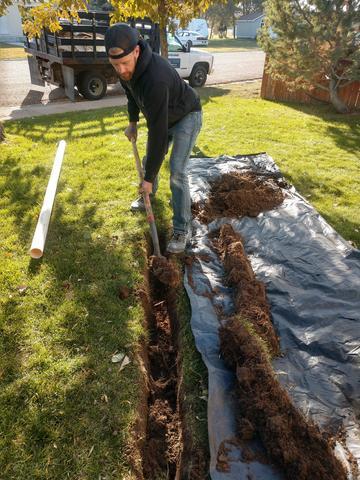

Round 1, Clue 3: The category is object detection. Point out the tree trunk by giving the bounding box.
[329,77,349,113]
[0,123,5,143]
[158,0,168,58]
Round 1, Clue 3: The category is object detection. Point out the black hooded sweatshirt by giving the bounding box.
[120,39,201,183]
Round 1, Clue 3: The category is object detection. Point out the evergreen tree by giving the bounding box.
[258,0,360,113]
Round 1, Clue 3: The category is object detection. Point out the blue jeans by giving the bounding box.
[143,110,202,234]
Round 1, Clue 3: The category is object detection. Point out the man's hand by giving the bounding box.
[139,180,153,195]
[124,122,138,141]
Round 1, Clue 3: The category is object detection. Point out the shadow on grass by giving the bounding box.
[286,171,343,199]
[0,157,50,248]
[0,168,148,478]
[263,98,360,155]
[283,171,360,247]
[198,85,231,106]
[6,107,130,144]
[6,86,232,146]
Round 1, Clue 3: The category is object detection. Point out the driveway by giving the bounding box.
[0,50,265,107]
[208,50,265,85]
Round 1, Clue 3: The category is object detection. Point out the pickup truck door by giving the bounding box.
[167,35,190,77]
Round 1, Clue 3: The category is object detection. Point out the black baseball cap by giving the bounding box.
[105,23,140,59]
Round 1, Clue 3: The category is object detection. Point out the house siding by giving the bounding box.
[0,4,24,42]
[235,17,264,39]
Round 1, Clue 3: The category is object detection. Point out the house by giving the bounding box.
[235,11,264,39]
[0,3,24,43]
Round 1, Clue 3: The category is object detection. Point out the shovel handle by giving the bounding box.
[131,139,161,257]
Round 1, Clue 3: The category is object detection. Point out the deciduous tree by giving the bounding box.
[0,0,221,58]
[237,0,264,15]
[205,1,237,38]
[111,0,219,57]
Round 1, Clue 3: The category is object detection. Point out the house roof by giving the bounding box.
[236,11,264,22]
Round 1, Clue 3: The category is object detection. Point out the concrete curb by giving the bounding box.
[1,95,127,121]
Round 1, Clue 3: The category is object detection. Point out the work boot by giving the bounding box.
[130,194,154,212]
[166,231,192,254]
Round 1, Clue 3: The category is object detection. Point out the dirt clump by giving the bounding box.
[213,224,280,356]
[150,255,181,288]
[192,171,285,223]
[216,440,232,473]
[118,285,130,300]
[219,318,347,480]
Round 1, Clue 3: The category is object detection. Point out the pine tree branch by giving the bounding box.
[314,82,329,92]
[335,73,354,89]
[293,0,313,28]
[338,79,355,89]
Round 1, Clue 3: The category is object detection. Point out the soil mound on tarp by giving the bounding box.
[220,317,347,480]
[213,224,280,356]
[192,171,285,223]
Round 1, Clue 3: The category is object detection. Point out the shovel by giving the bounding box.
[131,138,162,257]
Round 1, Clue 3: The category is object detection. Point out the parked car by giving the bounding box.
[176,30,208,47]
[186,18,209,39]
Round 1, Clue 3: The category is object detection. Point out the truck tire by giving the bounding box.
[189,64,207,88]
[79,71,107,100]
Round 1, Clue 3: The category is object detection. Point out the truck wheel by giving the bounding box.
[79,71,107,100]
[189,64,207,88]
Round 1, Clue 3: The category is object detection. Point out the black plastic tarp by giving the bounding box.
[185,154,360,479]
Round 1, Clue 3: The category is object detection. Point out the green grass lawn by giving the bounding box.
[0,42,28,60]
[201,36,260,52]
[1,81,359,479]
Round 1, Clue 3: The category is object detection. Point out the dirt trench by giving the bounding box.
[132,239,207,480]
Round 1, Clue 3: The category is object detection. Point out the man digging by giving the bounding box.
[105,23,202,254]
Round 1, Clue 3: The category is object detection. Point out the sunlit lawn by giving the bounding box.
[0,42,27,60]
[0,80,359,478]
[201,36,260,52]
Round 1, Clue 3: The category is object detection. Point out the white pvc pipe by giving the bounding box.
[29,140,66,259]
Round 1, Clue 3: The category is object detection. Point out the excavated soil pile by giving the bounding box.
[142,280,182,479]
[219,318,347,480]
[212,224,280,356]
[189,173,347,478]
[192,171,285,223]
[150,255,181,288]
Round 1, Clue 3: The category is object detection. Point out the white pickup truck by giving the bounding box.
[168,34,214,88]
[25,14,214,101]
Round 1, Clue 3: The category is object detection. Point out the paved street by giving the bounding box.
[0,50,265,105]
[0,50,265,119]
[0,58,122,107]
[208,50,265,85]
